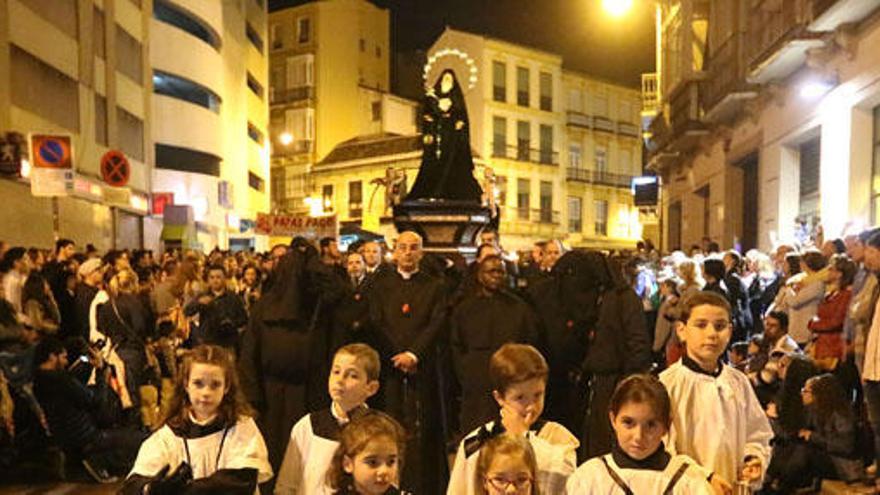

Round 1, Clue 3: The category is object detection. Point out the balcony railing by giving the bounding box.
[566,112,640,138]
[510,207,561,224]
[641,73,659,112]
[566,168,634,188]
[270,86,315,105]
[492,144,558,165]
[703,32,754,114]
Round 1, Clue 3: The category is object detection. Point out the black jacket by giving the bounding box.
[33,368,100,450]
[96,293,149,350]
[185,290,248,349]
[582,287,652,375]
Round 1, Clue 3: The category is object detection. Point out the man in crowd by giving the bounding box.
[32,337,144,483]
[361,240,389,279]
[1,247,30,314]
[75,259,104,343]
[42,239,77,339]
[542,239,564,273]
[185,264,248,351]
[368,231,448,494]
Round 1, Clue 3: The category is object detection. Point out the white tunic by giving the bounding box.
[129,416,273,494]
[566,453,714,494]
[660,360,773,487]
[275,409,346,495]
[447,419,578,495]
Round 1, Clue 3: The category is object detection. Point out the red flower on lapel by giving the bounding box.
[402,303,411,315]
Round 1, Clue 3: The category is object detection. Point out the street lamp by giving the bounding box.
[279,132,293,146]
[602,0,634,17]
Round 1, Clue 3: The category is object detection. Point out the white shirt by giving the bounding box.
[274,406,352,495]
[2,271,24,314]
[861,296,880,381]
[129,416,272,495]
[447,420,578,495]
[566,453,714,494]
[660,360,774,487]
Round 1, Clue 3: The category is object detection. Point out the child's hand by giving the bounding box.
[709,474,732,495]
[739,457,762,482]
[765,402,778,418]
[499,405,532,436]
[798,429,812,441]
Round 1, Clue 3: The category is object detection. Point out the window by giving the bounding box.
[284,108,315,145]
[569,144,582,169]
[322,184,334,212]
[595,147,607,173]
[247,122,264,145]
[568,89,582,113]
[246,23,263,53]
[539,72,552,111]
[493,61,506,102]
[94,7,106,59]
[620,149,632,174]
[568,197,582,233]
[517,179,530,219]
[153,0,220,50]
[11,46,80,131]
[359,38,366,52]
[517,67,529,107]
[539,124,553,164]
[153,70,221,113]
[594,200,608,236]
[270,23,283,50]
[493,116,507,157]
[297,17,310,44]
[517,121,530,161]
[349,181,363,218]
[620,100,633,123]
[116,26,143,83]
[155,143,221,176]
[248,171,265,192]
[540,181,553,223]
[246,72,263,99]
[799,136,821,225]
[593,93,609,117]
[95,95,107,146]
[371,101,382,122]
[286,54,314,88]
[497,175,507,206]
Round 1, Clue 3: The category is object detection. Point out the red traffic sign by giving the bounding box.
[100,150,130,187]
[31,134,72,169]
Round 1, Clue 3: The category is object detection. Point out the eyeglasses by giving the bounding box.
[687,320,731,332]
[486,475,533,491]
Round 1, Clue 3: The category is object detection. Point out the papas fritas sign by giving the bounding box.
[255,213,338,238]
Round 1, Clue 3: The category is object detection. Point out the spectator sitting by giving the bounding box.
[729,342,750,373]
[32,337,144,483]
[22,272,60,336]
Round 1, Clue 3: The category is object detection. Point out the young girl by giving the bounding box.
[566,374,714,494]
[326,410,408,495]
[120,345,272,494]
[474,434,539,495]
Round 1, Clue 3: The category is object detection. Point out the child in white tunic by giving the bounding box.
[566,374,714,494]
[275,344,381,495]
[120,345,272,494]
[448,344,578,495]
[660,291,774,493]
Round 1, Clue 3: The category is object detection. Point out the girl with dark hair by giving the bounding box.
[21,271,60,335]
[769,374,862,492]
[700,258,728,298]
[326,410,407,495]
[121,345,272,494]
[407,69,482,202]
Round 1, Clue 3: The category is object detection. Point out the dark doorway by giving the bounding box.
[668,201,682,251]
[737,153,759,252]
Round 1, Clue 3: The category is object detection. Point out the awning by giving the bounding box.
[160,225,188,241]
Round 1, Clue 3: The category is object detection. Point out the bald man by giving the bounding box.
[367,231,448,492]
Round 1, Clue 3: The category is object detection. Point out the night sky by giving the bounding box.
[269,0,655,98]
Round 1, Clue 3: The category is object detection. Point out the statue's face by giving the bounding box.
[440,73,453,93]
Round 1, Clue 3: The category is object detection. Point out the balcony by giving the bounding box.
[617,122,640,138]
[567,111,639,138]
[566,168,634,189]
[273,139,313,156]
[567,111,592,128]
[702,32,758,123]
[492,144,558,165]
[511,207,560,225]
[807,0,880,32]
[746,0,825,84]
[270,86,315,105]
[641,73,659,114]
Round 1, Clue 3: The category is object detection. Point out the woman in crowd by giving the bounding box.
[21,271,60,335]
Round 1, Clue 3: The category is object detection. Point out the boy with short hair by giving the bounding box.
[274,343,381,495]
[447,343,578,495]
[660,291,774,492]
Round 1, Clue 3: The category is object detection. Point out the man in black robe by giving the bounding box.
[450,255,540,436]
[368,231,448,494]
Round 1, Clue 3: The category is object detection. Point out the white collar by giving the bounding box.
[331,401,368,425]
[397,267,419,280]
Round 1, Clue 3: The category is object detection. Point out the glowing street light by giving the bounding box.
[603,0,634,17]
[279,132,293,146]
[799,80,834,99]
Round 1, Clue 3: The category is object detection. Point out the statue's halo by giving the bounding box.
[423,48,479,91]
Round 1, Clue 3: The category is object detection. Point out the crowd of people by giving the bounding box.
[0,228,879,493]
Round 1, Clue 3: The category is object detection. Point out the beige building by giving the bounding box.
[0,0,270,252]
[0,0,152,250]
[647,0,880,252]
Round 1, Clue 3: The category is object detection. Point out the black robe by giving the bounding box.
[368,269,448,494]
[450,289,540,436]
[407,69,481,202]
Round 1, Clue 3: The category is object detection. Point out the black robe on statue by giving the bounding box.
[368,269,449,495]
[407,69,482,202]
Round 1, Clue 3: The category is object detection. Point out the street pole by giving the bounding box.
[51,197,60,241]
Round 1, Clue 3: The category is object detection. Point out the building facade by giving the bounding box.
[0,0,270,252]
[647,0,880,252]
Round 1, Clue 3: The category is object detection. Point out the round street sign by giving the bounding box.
[100,150,130,187]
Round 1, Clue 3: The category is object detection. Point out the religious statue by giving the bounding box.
[370,167,408,213]
[406,69,482,202]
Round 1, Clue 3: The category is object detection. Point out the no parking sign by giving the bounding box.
[29,134,73,197]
